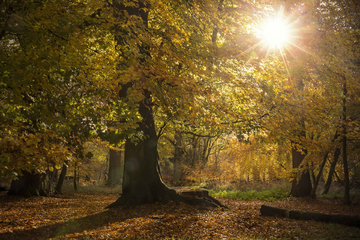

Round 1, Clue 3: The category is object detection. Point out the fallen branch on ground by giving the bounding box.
[260,204,360,228]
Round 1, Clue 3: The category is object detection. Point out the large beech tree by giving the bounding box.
[105,0,267,207]
[106,1,175,207]
[108,0,224,207]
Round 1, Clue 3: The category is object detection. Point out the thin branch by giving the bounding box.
[229,105,275,125]
[47,29,68,41]
[156,116,173,139]
[182,131,219,138]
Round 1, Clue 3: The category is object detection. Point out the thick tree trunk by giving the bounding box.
[44,168,58,194]
[290,146,312,197]
[107,146,123,186]
[107,0,178,208]
[107,95,180,207]
[55,162,67,194]
[8,171,46,197]
[173,130,182,184]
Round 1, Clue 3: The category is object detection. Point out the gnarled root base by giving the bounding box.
[107,188,227,209]
[179,190,228,209]
[106,186,180,208]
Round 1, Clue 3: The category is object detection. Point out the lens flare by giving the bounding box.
[259,17,290,49]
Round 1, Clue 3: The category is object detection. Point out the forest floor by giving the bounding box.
[0,192,360,239]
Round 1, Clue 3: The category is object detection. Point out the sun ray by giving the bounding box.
[280,48,291,80]
[240,6,313,74]
[256,6,290,49]
[242,6,300,79]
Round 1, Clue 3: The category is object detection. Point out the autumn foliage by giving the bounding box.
[1,0,360,238]
[1,192,360,239]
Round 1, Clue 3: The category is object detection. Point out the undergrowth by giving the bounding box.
[61,180,359,202]
[209,188,289,201]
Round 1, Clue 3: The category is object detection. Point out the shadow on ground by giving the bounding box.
[0,207,141,240]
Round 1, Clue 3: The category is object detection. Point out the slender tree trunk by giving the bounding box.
[290,146,312,197]
[173,130,183,184]
[322,147,341,194]
[310,151,329,198]
[334,170,343,185]
[8,171,46,197]
[342,79,351,205]
[77,166,80,183]
[252,165,261,182]
[310,163,316,186]
[311,131,340,197]
[74,163,77,192]
[108,146,123,186]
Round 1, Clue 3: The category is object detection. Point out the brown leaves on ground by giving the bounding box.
[0,193,359,239]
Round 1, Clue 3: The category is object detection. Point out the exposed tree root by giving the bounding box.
[260,205,360,228]
[179,190,228,209]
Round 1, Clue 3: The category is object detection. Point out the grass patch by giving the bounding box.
[209,188,289,201]
[317,193,344,199]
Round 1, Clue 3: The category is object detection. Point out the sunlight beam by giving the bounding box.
[258,16,290,49]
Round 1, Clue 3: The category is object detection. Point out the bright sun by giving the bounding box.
[258,17,290,49]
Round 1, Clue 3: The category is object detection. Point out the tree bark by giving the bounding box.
[173,130,182,184]
[322,147,341,195]
[334,169,343,185]
[74,163,77,191]
[44,168,58,194]
[310,151,329,198]
[8,171,46,197]
[55,162,67,194]
[342,77,351,205]
[290,146,312,197]
[107,93,181,207]
[261,205,360,228]
[107,146,123,186]
[260,205,289,217]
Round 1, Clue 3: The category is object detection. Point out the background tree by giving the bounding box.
[0,0,128,196]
